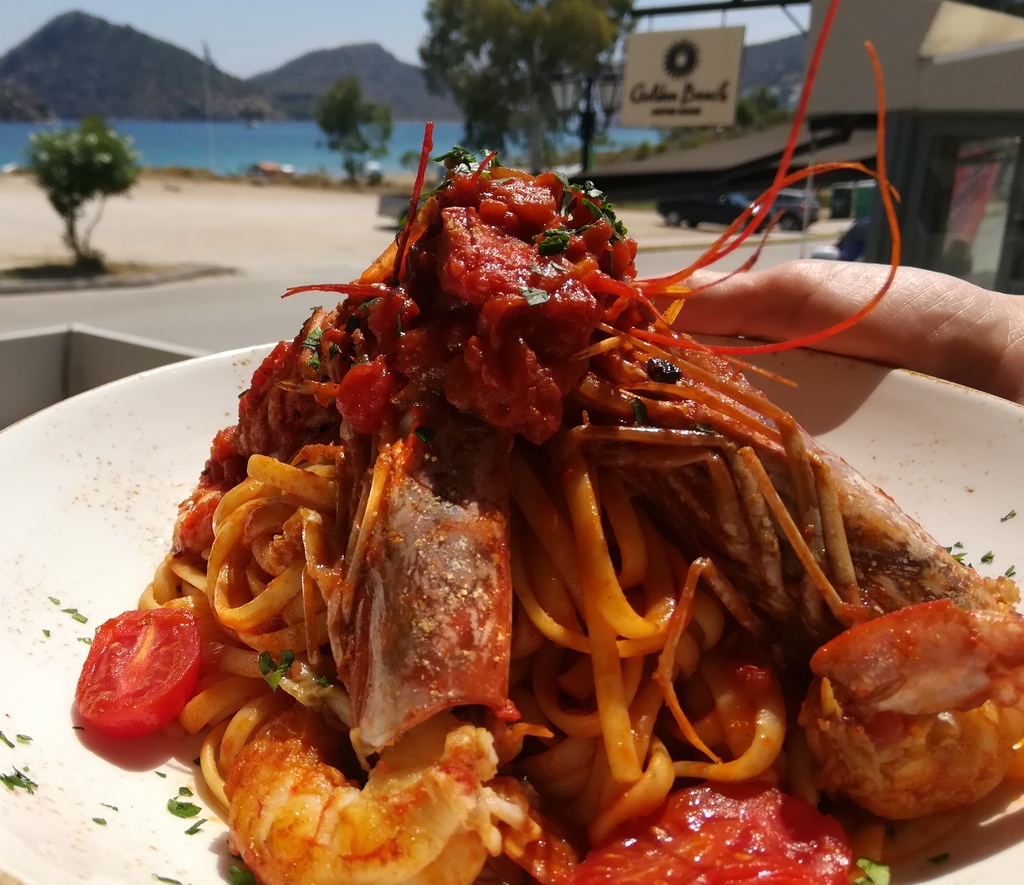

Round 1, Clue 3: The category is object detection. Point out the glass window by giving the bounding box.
[920,134,1022,291]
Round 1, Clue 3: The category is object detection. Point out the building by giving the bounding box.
[588,0,1024,293]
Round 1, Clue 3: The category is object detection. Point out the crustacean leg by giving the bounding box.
[571,341,1017,652]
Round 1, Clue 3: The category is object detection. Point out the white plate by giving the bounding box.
[1,344,1023,885]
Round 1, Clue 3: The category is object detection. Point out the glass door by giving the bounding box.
[918,134,1022,291]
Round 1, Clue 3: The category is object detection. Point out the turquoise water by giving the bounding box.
[0,119,661,177]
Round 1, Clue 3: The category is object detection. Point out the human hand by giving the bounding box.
[676,260,1024,406]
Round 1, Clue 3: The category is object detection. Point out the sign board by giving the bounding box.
[619,26,745,128]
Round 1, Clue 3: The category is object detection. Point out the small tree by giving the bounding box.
[313,78,392,181]
[25,117,141,270]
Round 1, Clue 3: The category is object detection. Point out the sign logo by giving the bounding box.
[619,26,744,129]
[664,40,700,78]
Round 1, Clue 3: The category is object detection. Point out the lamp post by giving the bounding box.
[551,65,622,174]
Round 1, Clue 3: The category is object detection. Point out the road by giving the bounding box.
[0,236,835,355]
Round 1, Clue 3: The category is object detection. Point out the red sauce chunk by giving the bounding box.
[569,781,852,885]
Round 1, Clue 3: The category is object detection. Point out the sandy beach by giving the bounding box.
[0,171,406,277]
[0,170,680,279]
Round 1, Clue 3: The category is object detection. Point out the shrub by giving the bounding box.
[25,117,141,270]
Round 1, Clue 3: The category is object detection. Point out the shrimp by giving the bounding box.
[799,599,1024,819]
[226,706,532,885]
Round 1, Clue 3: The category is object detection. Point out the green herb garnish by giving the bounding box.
[0,733,14,749]
[854,857,891,885]
[166,798,202,819]
[301,327,323,369]
[230,865,257,885]
[631,397,649,425]
[258,649,295,691]
[93,817,107,825]
[1002,509,1017,522]
[1,767,38,793]
[61,607,88,624]
[184,817,207,835]
[536,228,571,256]
[414,426,436,443]
[981,550,995,564]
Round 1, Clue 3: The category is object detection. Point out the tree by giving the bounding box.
[25,117,140,270]
[313,77,393,181]
[735,86,792,130]
[420,0,633,171]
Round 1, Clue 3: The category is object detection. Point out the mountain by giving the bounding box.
[0,11,281,121]
[0,78,52,122]
[740,34,807,105]
[248,43,461,122]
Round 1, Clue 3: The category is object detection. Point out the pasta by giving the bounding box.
[75,146,1024,885]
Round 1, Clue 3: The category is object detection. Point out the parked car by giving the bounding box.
[656,192,751,229]
[760,189,821,230]
[657,188,819,231]
[811,216,869,261]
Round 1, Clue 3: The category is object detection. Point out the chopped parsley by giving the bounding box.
[301,327,324,370]
[413,426,436,443]
[1,767,38,793]
[48,596,60,605]
[943,542,968,564]
[434,145,478,173]
[154,770,167,778]
[78,636,93,645]
[230,865,257,885]
[61,607,88,624]
[16,734,31,745]
[520,286,550,306]
[536,228,571,256]
[42,629,50,638]
[1007,565,1017,578]
[167,797,202,818]
[1002,509,1017,522]
[101,802,118,811]
[981,550,995,564]
[153,877,182,885]
[0,733,13,749]
[184,817,208,835]
[258,649,295,691]
[92,817,107,826]
[853,858,891,885]
[631,397,649,425]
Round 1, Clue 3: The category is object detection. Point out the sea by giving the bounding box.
[0,119,661,178]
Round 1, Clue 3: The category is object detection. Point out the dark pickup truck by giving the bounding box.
[657,189,820,231]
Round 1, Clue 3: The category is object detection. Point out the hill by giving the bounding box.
[0,11,281,121]
[740,34,807,105]
[248,43,461,122]
[0,78,52,122]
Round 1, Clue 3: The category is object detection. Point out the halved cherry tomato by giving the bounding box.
[568,781,852,885]
[75,608,201,739]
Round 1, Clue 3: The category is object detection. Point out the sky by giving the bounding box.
[1,1,811,78]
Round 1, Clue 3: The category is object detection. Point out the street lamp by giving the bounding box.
[551,64,622,174]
